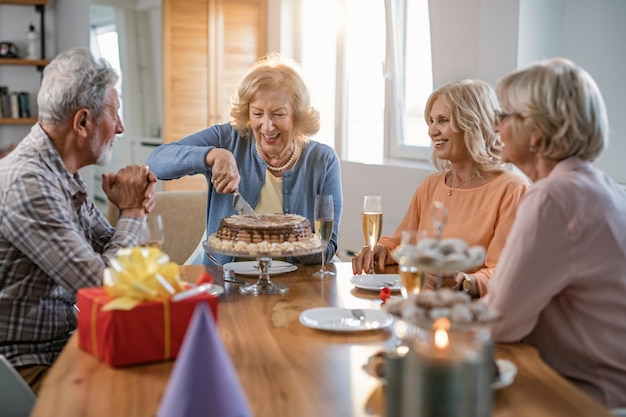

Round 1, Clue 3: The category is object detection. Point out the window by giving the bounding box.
[300,0,433,163]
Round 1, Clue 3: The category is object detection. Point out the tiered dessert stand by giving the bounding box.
[391,201,485,287]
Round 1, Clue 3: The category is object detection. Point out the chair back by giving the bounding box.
[0,355,36,417]
[106,190,208,264]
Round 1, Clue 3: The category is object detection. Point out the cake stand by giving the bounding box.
[203,242,321,295]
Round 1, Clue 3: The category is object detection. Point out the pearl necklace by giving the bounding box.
[254,140,300,172]
[447,171,477,196]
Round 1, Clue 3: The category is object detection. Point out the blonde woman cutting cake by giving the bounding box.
[147,53,342,266]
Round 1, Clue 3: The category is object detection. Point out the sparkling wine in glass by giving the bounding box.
[362,195,383,274]
[396,230,427,299]
[312,194,335,278]
[139,214,164,250]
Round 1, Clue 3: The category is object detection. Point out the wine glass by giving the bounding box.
[394,230,427,299]
[139,214,164,251]
[362,195,383,274]
[312,194,335,278]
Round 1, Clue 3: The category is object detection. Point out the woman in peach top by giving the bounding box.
[352,80,528,297]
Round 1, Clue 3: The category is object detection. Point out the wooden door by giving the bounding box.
[162,0,267,191]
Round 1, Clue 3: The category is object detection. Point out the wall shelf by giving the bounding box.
[0,1,48,5]
[0,58,49,66]
[0,117,37,124]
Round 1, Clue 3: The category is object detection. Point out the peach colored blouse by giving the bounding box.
[378,169,528,296]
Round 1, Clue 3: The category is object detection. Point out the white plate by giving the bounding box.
[492,359,517,390]
[299,307,394,332]
[223,260,298,276]
[350,274,401,292]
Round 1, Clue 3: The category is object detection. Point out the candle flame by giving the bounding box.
[433,317,451,350]
[434,327,449,349]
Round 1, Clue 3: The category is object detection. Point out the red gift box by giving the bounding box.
[77,287,218,367]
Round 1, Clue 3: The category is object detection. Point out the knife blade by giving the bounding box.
[232,191,259,219]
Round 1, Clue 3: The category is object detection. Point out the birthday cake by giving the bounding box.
[207,213,320,255]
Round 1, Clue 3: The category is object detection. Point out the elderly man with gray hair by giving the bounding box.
[0,48,157,394]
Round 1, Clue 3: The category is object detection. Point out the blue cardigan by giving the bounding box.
[146,123,343,265]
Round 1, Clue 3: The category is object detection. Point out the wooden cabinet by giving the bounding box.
[162,0,267,191]
[0,0,48,126]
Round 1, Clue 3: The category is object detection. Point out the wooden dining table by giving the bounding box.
[31,262,614,417]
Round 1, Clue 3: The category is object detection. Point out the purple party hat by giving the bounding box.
[157,303,252,417]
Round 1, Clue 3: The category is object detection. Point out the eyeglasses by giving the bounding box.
[494,110,520,126]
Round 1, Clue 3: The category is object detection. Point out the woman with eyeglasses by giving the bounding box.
[352,79,529,297]
[483,58,626,408]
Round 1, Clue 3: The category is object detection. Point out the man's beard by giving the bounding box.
[91,131,115,166]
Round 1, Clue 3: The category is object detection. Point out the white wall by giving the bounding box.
[558,0,626,185]
[338,161,433,258]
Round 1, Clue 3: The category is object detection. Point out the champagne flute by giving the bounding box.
[312,194,335,278]
[139,214,164,250]
[362,195,383,274]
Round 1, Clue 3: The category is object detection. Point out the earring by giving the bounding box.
[529,145,537,152]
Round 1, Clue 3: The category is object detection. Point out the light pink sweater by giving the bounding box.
[484,157,626,408]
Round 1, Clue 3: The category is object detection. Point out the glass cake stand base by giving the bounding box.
[204,241,321,296]
[239,257,289,295]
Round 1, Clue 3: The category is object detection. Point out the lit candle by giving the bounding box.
[402,318,465,417]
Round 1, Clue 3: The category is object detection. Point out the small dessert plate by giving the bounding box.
[350,274,402,292]
[299,307,394,332]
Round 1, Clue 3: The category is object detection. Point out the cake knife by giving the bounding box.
[232,190,259,219]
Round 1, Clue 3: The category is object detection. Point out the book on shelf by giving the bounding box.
[19,92,31,118]
[0,88,32,119]
[10,92,20,119]
[0,85,9,118]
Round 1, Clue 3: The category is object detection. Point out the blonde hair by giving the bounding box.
[230,53,320,143]
[496,57,608,162]
[424,79,504,174]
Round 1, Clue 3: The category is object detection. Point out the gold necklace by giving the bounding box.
[254,141,300,172]
[447,171,477,196]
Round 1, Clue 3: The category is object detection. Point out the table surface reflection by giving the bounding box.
[30,263,613,417]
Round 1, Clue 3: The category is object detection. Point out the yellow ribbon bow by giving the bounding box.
[102,247,184,311]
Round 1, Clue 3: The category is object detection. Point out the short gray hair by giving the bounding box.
[37,48,119,126]
[496,57,608,162]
